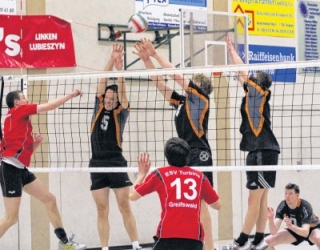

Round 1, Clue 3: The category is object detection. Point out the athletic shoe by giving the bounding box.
[217,247,233,250]
[133,246,142,250]
[58,233,86,250]
[230,239,252,250]
[251,239,268,250]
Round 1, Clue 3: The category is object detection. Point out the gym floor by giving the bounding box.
[87,240,317,249]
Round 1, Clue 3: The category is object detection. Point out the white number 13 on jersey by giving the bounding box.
[171,178,197,200]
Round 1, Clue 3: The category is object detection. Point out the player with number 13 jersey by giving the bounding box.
[134,165,219,241]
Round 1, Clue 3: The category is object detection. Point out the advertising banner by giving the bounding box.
[297,0,320,72]
[135,0,207,30]
[0,15,76,68]
[238,44,296,83]
[232,0,295,37]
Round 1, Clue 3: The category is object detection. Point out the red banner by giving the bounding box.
[0,15,76,68]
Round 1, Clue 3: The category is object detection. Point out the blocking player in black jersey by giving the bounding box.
[133,38,216,250]
[264,183,320,250]
[90,43,141,250]
[226,36,280,250]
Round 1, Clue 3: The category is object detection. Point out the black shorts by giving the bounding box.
[0,161,36,197]
[287,224,320,246]
[89,157,132,190]
[189,147,213,186]
[246,150,279,190]
[153,237,203,250]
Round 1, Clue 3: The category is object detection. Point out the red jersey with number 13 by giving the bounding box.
[134,166,219,241]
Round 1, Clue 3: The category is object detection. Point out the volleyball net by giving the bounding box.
[1,60,320,173]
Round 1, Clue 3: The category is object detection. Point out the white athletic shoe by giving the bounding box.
[229,240,252,250]
[251,240,268,250]
[133,246,142,250]
[58,233,86,250]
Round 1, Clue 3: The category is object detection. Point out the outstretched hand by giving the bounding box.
[132,42,149,61]
[267,207,275,220]
[70,89,83,98]
[226,35,235,54]
[111,43,124,70]
[139,38,156,57]
[137,152,151,176]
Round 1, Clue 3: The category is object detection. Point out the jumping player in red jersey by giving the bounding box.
[133,38,216,250]
[0,89,86,250]
[129,137,221,250]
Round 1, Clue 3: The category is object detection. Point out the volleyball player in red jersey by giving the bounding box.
[0,89,86,250]
[130,137,221,250]
[133,38,217,250]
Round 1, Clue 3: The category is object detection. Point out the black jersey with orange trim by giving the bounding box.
[169,80,211,150]
[276,199,320,228]
[239,79,280,152]
[90,96,129,163]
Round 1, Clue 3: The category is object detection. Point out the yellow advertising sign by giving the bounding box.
[232,0,295,37]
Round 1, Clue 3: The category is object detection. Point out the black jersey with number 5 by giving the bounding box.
[90,96,129,163]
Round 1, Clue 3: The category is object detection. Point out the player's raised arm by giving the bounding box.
[226,35,248,86]
[114,44,129,109]
[129,152,151,201]
[133,41,173,102]
[37,89,82,113]
[140,38,189,92]
[97,43,123,97]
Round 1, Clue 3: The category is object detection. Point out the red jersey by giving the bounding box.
[134,166,219,241]
[1,104,37,167]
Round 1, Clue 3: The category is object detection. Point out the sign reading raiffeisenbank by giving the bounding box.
[232,0,295,37]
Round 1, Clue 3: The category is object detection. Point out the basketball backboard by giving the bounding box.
[179,9,249,68]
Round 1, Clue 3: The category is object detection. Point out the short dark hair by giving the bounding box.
[250,70,272,90]
[164,137,190,167]
[6,90,23,108]
[105,84,118,93]
[285,183,300,194]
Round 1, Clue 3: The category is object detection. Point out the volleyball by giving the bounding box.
[128,13,148,33]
